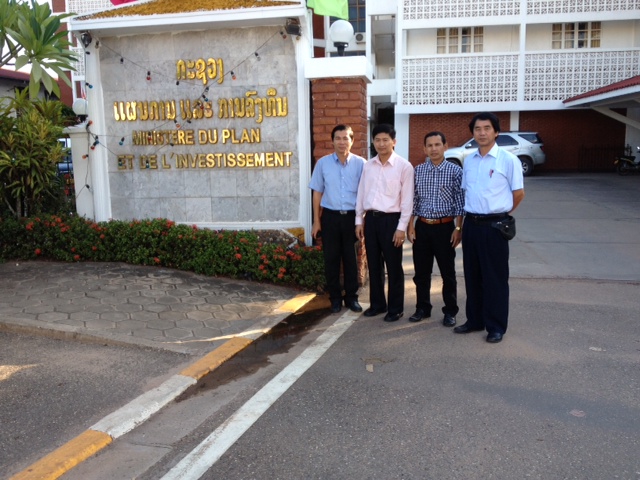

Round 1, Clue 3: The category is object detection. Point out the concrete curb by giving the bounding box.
[9,293,316,480]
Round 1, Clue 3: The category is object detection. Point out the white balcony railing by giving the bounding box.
[524,50,640,101]
[402,0,639,20]
[67,0,114,16]
[401,49,640,107]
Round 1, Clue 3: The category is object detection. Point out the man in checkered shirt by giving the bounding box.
[407,131,464,326]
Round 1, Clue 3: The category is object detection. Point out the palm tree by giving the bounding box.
[0,0,77,99]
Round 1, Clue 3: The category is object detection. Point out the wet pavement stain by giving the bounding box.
[177,295,331,401]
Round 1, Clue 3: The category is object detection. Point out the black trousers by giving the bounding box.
[462,218,510,334]
[412,220,458,316]
[321,210,359,303]
[364,211,404,315]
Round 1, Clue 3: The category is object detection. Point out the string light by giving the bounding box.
[255,52,261,61]
[231,71,236,80]
[85,82,93,89]
[176,80,180,85]
[119,137,125,146]
[174,119,181,130]
[280,30,287,39]
[120,57,124,64]
[82,154,89,159]
[145,159,150,169]
[146,71,151,81]
[91,138,99,150]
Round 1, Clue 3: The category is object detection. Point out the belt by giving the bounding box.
[324,208,355,215]
[367,210,400,217]
[418,216,453,225]
[465,212,508,223]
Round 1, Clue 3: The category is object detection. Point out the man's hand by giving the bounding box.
[392,229,405,247]
[355,224,364,241]
[450,229,461,248]
[407,225,416,244]
[312,220,321,239]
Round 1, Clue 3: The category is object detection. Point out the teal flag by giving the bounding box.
[307,0,349,20]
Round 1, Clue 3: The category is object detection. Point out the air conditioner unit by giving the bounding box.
[354,32,366,43]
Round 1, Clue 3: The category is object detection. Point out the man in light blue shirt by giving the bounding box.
[309,125,366,313]
[455,112,525,344]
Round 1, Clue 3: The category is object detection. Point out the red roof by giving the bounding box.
[0,68,30,82]
[563,75,640,103]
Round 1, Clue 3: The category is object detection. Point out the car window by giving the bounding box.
[518,133,543,144]
[496,134,518,146]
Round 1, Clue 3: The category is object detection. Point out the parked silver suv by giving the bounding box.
[444,132,545,176]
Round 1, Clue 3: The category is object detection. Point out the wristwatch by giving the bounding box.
[455,226,461,231]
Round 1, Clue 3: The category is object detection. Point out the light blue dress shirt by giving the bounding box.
[462,144,524,214]
[309,153,366,211]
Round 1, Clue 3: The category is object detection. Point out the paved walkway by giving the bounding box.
[0,262,307,356]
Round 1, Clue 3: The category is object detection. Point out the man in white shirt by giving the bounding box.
[454,112,525,343]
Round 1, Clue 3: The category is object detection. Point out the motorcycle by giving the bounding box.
[614,146,640,176]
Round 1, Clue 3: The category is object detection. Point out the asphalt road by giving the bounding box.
[65,173,640,479]
[0,332,192,476]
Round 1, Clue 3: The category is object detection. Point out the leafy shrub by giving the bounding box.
[0,214,325,291]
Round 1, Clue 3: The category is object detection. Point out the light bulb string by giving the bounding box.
[80,29,284,154]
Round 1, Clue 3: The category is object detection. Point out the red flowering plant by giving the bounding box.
[0,214,325,291]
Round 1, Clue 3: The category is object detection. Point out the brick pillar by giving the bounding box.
[311,77,368,162]
[310,77,369,287]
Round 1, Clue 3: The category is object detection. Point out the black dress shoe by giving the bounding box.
[330,300,342,313]
[453,323,484,334]
[442,314,456,327]
[486,332,503,343]
[383,312,403,322]
[363,307,387,317]
[344,300,363,313]
[408,309,429,322]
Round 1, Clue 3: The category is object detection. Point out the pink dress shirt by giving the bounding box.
[355,152,415,231]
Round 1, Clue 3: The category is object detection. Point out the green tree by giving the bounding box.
[0,89,67,217]
[0,0,77,99]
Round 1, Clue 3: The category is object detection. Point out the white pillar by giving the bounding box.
[64,123,94,219]
[394,113,410,160]
[84,37,112,222]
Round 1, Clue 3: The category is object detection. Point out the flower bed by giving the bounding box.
[0,215,324,291]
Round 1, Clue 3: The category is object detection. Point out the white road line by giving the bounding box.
[161,310,360,480]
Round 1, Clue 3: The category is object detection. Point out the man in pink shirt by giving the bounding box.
[356,124,414,322]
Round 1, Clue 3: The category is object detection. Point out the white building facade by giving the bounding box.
[364,0,640,169]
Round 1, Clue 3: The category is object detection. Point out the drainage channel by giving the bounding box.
[177,294,331,401]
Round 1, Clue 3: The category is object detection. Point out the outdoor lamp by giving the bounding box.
[72,98,88,122]
[329,19,354,56]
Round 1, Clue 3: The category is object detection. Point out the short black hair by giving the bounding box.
[424,131,446,145]
[468,112,501,134]
[332,124,353,141]
[372,123,396,140]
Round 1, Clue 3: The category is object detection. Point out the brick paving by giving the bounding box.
[0,261,301,355]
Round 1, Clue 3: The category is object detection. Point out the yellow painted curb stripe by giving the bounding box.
[180,293,316,380]
[10,429,112,480]
[180,336,253,380]
[276,293,316,313]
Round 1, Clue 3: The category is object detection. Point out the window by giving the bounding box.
[349,0,366,33]
[437,27,483,54]
[330,0,366,34]
[496,135,518,147]
[552,22,601,49]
